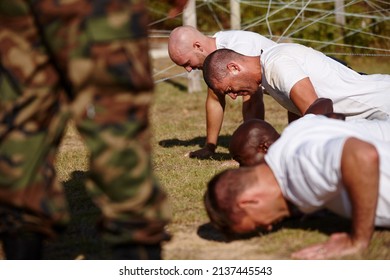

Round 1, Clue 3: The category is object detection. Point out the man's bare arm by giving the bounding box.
[290,79,345,120]
[206,88,225,146]
[289,77,320,115]
[242,87,265,121]
[341,137,379,249]
[188,88,224,158]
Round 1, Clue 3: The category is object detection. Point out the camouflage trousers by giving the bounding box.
[0,0,170,245]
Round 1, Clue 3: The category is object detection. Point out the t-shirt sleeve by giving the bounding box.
[266,55,309,97]
[281,136,348,213]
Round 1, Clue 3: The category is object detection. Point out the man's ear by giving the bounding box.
[227,62,240,74]
[237,188,260,212]
[258,142,271,154]
[193,41,203,51]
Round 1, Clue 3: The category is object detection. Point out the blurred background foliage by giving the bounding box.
[148,0,390,56]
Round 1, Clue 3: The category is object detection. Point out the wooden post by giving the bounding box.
[334,0,346,50]
[335,0,346,26]
[183,0,202,93]
[230,0,241,30]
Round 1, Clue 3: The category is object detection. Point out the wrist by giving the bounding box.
[205,143,217,152]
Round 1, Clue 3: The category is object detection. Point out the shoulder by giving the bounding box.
[264,43,308,56]
[262,43,316,67]
[218,30,270,40]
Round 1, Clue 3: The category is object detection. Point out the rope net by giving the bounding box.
[148,0,390,82]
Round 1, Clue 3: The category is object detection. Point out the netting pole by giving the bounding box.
[335,0,346,49]
[183,0,202,93]
[230,0,241,30]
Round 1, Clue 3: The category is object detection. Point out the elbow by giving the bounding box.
[364,144,380,168]
[351,139,380,169]
[349,138,379,167]
[342,137,380,181]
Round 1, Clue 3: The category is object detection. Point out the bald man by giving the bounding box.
[168,26,276,159]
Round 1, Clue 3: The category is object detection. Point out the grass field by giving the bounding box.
[1,55,389,260]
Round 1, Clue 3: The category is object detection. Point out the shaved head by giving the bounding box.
[204,167,258,233]
[168,26,215,71]
[168,26,201,60]
[229,119,280,166]
[203,48,262,99]
[203,49,244,90]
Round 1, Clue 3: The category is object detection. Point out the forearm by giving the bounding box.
[341,137,380,248]
[290,77,319,115]
[205,88,225,145]
[187,89,221,159]
[242,88,265,121]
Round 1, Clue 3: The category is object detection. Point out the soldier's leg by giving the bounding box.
[0,105,71,259]
[73,87,170,260]
[59,0,170,259]
[0,89,71,259]
[1,227,45,260]
[70,35,170,259]
[0,16,70,259]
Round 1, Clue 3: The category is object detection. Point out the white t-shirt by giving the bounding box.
[264,114,390,227]
[260,43,390,120]
[214,30,276,56]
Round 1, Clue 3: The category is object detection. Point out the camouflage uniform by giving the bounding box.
[0,0,170,258]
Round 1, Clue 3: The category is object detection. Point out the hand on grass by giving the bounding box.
[291,232,366,259]
[188,143,216,159]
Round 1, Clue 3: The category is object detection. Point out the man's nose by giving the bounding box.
[185,66,193,72]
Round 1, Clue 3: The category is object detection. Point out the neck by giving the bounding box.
[247,56,262,85]
[256,164,291,220]
[205,36,217,53]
